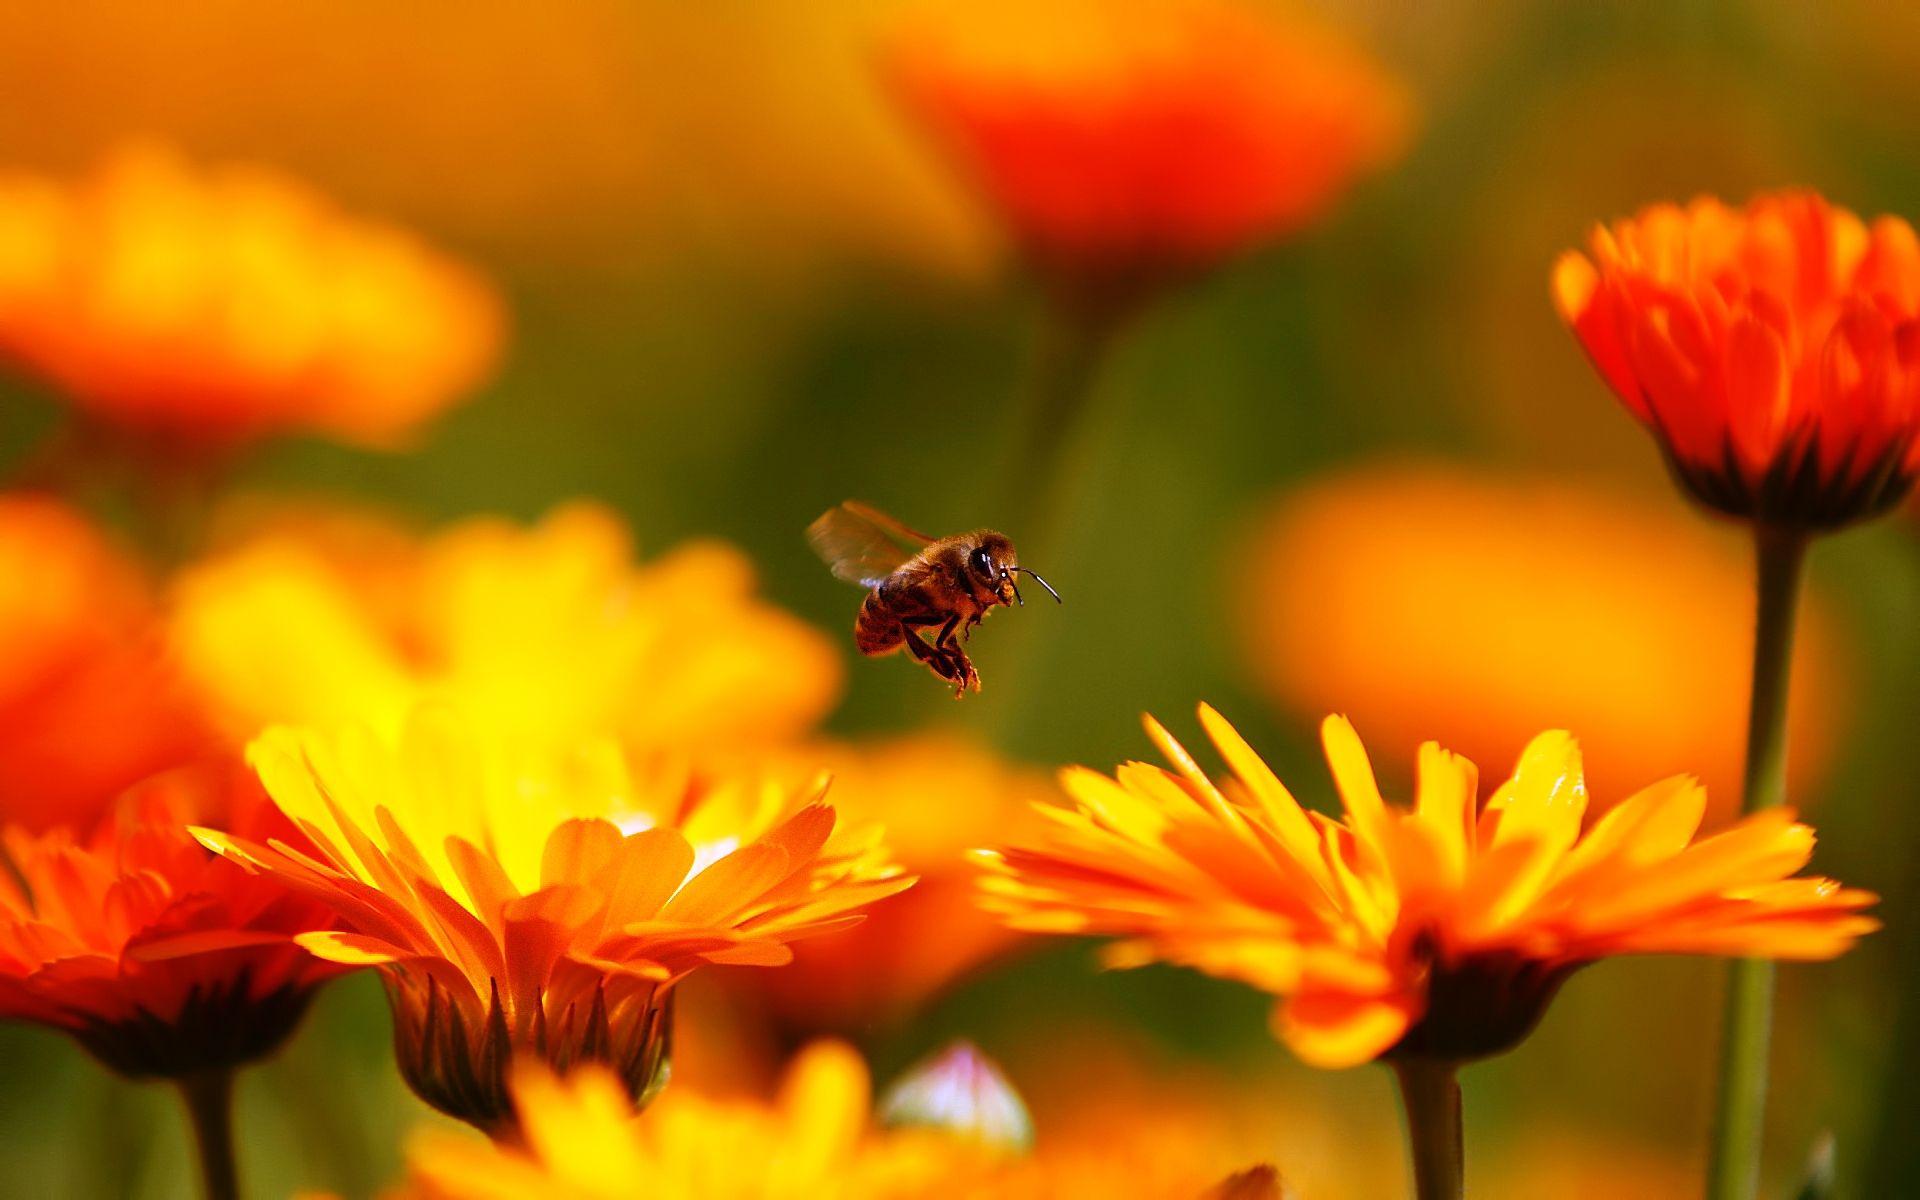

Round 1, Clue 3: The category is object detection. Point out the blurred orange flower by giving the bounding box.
[722,733,1051,1037]
[0,764,336,1079]
[0,492,209,830]
[1554,191,1920,529]
[886,0,1408,303]
[0,143,502,450]
[169,502,841,756]
[978,706,1876,1068]
[392,1038,1280,1199]
[1235,465,1848,814]
[199,715,913,1135]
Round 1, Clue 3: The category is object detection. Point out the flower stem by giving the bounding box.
[1705,524,1807,1200]
[178,1069,241,1200]
[1000,301,1119,537]
[1391,1058,1464,1200]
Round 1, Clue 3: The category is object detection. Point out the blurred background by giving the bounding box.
[1,1,1917,1196]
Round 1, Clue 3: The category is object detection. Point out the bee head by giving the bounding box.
[966,533,1060,608]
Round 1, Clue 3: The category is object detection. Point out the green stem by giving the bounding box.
[1705,525,1807,1200]
[178,1069,241,1200]
[1391,1058,1464,1200]
[1000,302,1118,537]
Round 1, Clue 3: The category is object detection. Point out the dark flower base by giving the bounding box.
[72,970,318,1080]
[1661,427,1916,532]
[393,977,675,1138]
[1385,949,1581,1064]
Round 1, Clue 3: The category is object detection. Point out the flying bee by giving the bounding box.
[807,501,1060,697]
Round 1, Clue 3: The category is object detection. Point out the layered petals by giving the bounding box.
[978,706,1877,1068]
[197,714,913,1134]
[1555,191,1920,527]
[0,764,338,1078]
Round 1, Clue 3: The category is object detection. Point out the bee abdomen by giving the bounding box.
[854,591,904,657]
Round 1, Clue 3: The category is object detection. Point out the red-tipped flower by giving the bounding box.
[1554,192,1920,529]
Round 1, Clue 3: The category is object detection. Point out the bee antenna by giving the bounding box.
[1014,566,1062,603]
[1004,569,1024,606]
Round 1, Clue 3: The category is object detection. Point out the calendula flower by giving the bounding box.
[198,714,912,1135]
[392,1038,1281,1200]
[170,502,840,756]
[886,0,1408,304]
[1235,465,1849,814]
[1553,191,1920,529]
[978,706,1877,1069]
[722,734,1050,1036]
[0,143,502,450]
[0,763,336,1078]
[0,492,209,830]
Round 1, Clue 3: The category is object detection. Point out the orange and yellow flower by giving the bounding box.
[885,0,1408,303]
[0,763,337,1079]
[391,1038,1282,1200]
[0,492,210,830]
[1554,191,1920,528]
[1234,464,1849,814]
[169,502,841,757]
[978,706,1877,1068]
[198,714,913,1134]
[0,143,503,450]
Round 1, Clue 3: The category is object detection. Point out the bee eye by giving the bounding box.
[970,547,996,578]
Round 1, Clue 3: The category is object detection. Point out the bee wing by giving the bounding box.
[806,501,935,588]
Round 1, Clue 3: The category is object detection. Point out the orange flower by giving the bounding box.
[1554,191,1920,528]
[885,0,1408,303]
[720,734,1051,1036]
[0,492,209,830]
[0,143,503,450]
[0,763,337,1079]
[1234,464,1848,815]
[197,715,913,1135]
[169,502,840,757]
[978,706,1876,1068]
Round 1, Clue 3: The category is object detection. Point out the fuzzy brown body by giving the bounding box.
[852,533,1016,694]
[807,502,1058,698]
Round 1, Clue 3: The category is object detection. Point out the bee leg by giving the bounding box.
[950,649,980,695]
[933,614,961,652]
[900,625,956,684]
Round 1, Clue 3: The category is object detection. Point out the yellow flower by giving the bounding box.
[0,143,502,449]
[396,1042,968,1200]
[1235,464,1850,815]
[197,715,912,1135]
[392,1039,1282,1200]
[169,502,841,756]
[978,706,1877,1068]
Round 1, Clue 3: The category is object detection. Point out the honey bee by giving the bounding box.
[807,501,1060,697]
